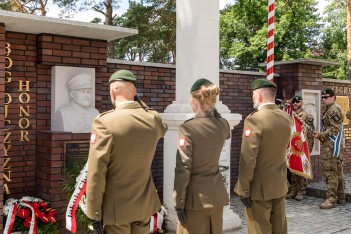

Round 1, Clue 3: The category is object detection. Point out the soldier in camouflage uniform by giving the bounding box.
[285,95,314,201]
[346,108,351,120]
[313,88,345,209]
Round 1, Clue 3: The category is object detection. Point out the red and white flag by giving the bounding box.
[285,105,313,179]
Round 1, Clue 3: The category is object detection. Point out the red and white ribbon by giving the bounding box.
[66,163,88,233]
[4,202,37,234]
[266,0,275,81]
[3,204,18,234]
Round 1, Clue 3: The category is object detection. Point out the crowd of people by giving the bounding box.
[83,69,347,234]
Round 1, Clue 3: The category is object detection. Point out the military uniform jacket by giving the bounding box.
[234,104,292,201]
[86,101,168,225]
[173,111,230,210]
[320,102,343,143]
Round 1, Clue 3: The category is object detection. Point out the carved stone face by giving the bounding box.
[70,88,92,107]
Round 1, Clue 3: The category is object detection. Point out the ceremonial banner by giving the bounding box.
[286,109,313,179]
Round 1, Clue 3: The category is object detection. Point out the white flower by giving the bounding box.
[20,196,43,203]
[3,198,18,216]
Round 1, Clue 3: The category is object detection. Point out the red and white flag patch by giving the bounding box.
[90,132,97,144]
[178,137,186,147]
[244,128,252,137]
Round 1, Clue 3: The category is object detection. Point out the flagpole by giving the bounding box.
[266,0,275,82]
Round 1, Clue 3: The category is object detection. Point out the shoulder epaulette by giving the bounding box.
[248,110,258,117]
[184,118,194,123]
[97,109,114,118]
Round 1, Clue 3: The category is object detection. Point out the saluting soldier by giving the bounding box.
[313,88,345,209]
[234,79,292,234]
[173,78,230,234]
[86,70,168,234]
[285,95,315,201]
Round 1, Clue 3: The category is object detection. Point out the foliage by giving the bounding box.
[0,0,12,11]
[220,0,321,70]
[62,159,93,233]
[4,196,58,233]
[115,0,175,63]
[320,0,347,79]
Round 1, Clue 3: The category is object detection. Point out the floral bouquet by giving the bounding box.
[3,196,58,234]
[149,205,168,234]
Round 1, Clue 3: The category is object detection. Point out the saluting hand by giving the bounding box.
[239,196,252,208]
[175,207,186,224]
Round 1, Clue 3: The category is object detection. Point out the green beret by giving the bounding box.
[322,88,335,96]
[251,79,277,91]
[109,70,137,86]
[292,95,303,103]
[191,78,213,92]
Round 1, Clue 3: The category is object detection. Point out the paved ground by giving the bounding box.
[229,174,351,234]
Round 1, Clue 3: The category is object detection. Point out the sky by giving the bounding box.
[46,0,329,23]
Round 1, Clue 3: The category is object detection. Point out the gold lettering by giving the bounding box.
[18,80,30,92]
[5,42,11,56]
[19,93,30,104]
[4,130,11,144]
[5,57,13,69]
[4,158,11,169]
[3,183,11,194]
[3,171,12,182]
[5,71,12,83]
[18,118,30,129]
[5,120,11,125]
[4,105,9,119]
[4,144,12,157]
[20,130,30,142]
[5,93,12,105]
[344,87,348,94]
[19,105,30,117]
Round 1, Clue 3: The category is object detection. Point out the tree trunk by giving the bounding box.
[105,0,116,59]
[348,0,351,79]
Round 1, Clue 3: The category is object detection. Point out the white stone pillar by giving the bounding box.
[160,0,242,232]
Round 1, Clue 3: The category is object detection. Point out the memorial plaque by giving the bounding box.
[64,141,90,173]
[335,96,349,125]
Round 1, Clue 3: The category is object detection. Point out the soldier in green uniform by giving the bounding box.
[285,95,315,201]
[173,78,230,234]
[86,70,168,234]
[234,79,292,234]
[313,88,345,209]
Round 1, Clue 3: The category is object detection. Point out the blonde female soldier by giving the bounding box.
[173,78,230,234]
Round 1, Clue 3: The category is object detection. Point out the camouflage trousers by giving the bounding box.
[322,152,345,203]
[289,173,307,195]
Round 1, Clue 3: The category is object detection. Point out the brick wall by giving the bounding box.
[0,23,5,233]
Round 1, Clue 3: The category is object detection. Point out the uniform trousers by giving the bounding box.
[245,196,287,234]
[322,156,345,202]
[176,206,223,234]
[104,216,150,234]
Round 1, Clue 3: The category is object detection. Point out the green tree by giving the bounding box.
[115,0,175,63]
[0,0,48,15]
[321,0,347,79]
[220,0,321,70]
[53,0,121,58]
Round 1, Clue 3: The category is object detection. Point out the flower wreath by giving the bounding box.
[3,196,57,234]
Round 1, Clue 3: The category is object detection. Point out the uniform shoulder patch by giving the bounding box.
[244,128,252,137]
[97,109,114,118]
[90,132,97,144]
[178,137,186,147]
[331,114,342,123]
